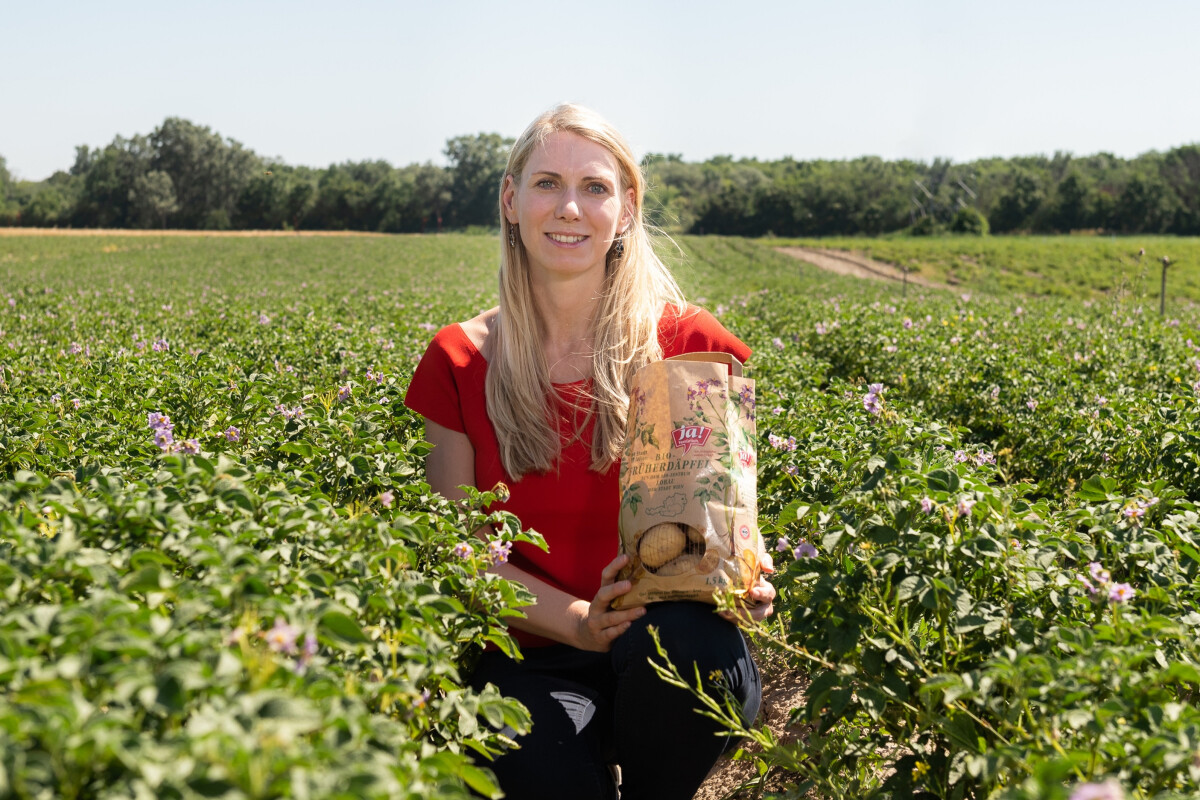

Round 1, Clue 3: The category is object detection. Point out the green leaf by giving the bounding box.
[320,611,371,644]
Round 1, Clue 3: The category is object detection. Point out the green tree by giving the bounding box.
[150,118,260,228]
[74,135,153,227]
[129,170,179,228]
[444,133,512,229]
[411,163,451,232]
[988,168,1044,233]
[1161,145,1200,235]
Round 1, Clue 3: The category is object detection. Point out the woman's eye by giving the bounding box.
[536,179,556,189]
[588,183,610,195]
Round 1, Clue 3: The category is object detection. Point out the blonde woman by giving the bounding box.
[405,104,774,800]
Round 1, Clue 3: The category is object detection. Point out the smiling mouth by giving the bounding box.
[547,233,588,244]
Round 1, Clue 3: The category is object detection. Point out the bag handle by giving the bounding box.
[666,351,743,377]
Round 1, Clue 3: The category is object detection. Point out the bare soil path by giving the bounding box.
[775,246,948,290]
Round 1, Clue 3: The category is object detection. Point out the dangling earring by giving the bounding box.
[508,224,517,248]
[613,236,625,258]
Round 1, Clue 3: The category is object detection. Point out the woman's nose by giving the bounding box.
[556,189,580,220]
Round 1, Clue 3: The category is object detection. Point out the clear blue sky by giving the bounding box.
[3,0,1198,181]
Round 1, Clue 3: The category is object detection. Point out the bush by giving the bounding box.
[950,206,989,236]
[910,214,943,236]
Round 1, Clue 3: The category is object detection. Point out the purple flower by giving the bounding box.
[294,633,319,674]
[152,338,169,352]
[1078,575,1099,597]
[154,428,174,452]
[147,412,173,431]
[783,464,798,476]
[1067,779,1124,800]
[793,541,818,559]
[488,540,513,564]
[768,433,797,452]
[772,337,785,350]
[974,451,995,466]
[71,398,82,409]
[772,406,785,416]
[258,313,271,325]
[224,426,240,442]
[380,490,395,508]
[956,498,975,518]
[775,537,791,553]
[264,618,299,654]
[50,393,61,404]
[815,322,827,335]
[1088,562,1111,584]
[68,342,82,355]
[920,497,934,514]
[452,542,474,559]
[884,345,898,353]
[1108,583,1135,604]
[1123,504,1145,521]
[417,322,437,332]
[990,386,1000,400]
[1026,399,1038,411]
[903,318,913,330]
[337,384,352,402]
[954,450,970,463]
[178,439,200,455]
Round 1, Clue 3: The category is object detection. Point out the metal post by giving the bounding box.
[1161,256,1171,316]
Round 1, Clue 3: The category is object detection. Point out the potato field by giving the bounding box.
[2,232,1200,800]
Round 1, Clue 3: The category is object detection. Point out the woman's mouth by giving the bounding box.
[547,233,588,244]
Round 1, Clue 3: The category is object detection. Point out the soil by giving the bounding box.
[775,246,948,290]
[694,651,813,800]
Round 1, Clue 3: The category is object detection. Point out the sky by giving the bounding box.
[3,0,1199,181]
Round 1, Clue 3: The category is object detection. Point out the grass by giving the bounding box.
[768,234,1200,306]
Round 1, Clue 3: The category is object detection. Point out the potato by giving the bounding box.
[638,523,686,568]
[654,552,703,576]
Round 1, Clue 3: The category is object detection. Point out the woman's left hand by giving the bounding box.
[720,573,776,625]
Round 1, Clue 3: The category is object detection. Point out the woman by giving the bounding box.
[405,104,774,800]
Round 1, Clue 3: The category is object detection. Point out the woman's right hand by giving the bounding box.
[575,553,647,652]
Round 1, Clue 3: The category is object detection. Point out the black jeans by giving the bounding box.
[468,602,762,800]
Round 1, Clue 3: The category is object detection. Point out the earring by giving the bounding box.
[613,237,625,258]
[508,224,517,248]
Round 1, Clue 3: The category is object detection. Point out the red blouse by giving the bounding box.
[404,304,751,648]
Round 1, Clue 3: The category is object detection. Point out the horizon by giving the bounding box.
[4,0,1199,182]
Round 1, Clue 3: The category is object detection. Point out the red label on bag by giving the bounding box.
[671,425,711,453]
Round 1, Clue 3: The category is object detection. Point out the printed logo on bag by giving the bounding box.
[737,450,755,468]
[739,524,752,541]
[671,425,712,453]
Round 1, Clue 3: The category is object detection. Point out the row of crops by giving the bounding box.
[2,233,1199,799]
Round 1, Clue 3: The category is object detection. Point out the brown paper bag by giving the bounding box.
[612,352,767,608]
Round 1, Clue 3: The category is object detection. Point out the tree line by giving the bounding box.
[2,117,1198,236]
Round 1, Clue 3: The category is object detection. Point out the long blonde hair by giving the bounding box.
[487,103,685,479]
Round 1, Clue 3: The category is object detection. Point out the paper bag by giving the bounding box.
[612,352,767,608]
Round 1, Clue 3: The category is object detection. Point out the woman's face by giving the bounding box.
[502,130,633,285]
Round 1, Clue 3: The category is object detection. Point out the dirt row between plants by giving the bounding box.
[776,246,948,289]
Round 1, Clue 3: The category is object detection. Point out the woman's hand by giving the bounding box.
[574,554,647,652]
[720,559,777,625]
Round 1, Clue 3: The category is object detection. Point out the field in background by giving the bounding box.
[771,234,1200,303]
[4,232,1200,799]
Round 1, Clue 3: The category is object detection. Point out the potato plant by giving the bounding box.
[2,232,1200,799]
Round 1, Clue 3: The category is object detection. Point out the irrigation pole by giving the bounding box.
[1160,256,1171,316]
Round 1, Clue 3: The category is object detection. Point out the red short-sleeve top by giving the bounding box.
[404,304,751,648]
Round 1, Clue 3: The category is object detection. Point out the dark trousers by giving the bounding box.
[469,602,762,800]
